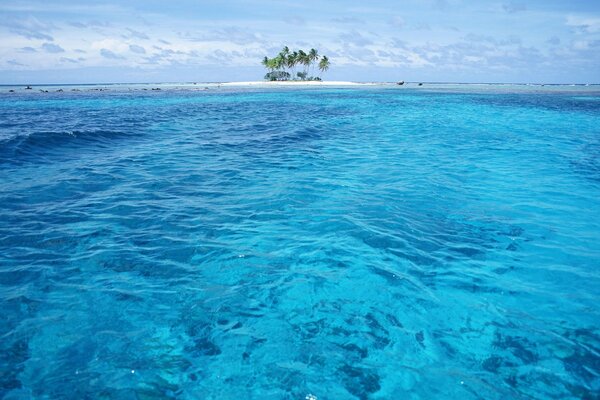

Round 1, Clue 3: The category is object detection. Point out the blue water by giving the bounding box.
[1,85,599,399]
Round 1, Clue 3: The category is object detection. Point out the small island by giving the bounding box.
[262,47,330,81]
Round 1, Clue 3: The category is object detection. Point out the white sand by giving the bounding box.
[220,81,379,87]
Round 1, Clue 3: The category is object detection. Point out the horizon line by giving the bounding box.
[1,81,599,86]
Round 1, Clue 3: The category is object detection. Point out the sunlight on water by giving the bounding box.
[0,86,599,399]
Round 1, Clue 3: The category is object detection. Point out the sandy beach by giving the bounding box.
[220,81,379,87]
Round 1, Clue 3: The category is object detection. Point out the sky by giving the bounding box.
[0,0,599,84]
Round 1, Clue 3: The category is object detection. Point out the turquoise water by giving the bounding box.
[1,86,599,399]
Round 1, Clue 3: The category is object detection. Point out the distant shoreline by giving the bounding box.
[220,81,377,86]
[1,82,599,95]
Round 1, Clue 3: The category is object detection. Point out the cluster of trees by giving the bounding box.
[262,47,330,81]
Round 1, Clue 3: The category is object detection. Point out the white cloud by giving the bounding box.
[100,48,124,60]
[566,15,600,34]
[7,59,25,66]
[91,38,129,53]
[388,16,405,28]
[41,42,64,53]
[129,44,146,54]
[184,27,263,46]
[339,30,373,46]
[502,2,527,14]
[60,56,78,63]
[124,28,149,40]
[1,16,55,41]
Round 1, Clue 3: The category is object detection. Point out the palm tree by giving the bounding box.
[262,56,272,72]
[261,47,329,81]
[318,56,330,79]
[308,48,319,78]
[274,55,283,73]
[303,51,311,77]
[281,47,290,71]
[277,47,290,76]
[287,51,298,79]
[297,50,309,79]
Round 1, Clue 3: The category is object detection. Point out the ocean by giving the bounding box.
[1,84,599,399]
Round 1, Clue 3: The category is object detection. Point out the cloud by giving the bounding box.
[547,36,560,46]
[129,44,146,54]
[284,16,306,26]
[92,38,129,53]
[389,16,405,28]
[339,30,373,46]
[60,57,78,63]
[405,37,545,72]
[502,2,527,14]
[571,39,600,50]
[68,21,86,28]
[431,0,450,11]
[42,43,65,53]
[19,46,37,53]
[142,48,188,65]
[7,59,25,66]
[187,27,262,45]
[141,55,161,65]
[566,15,600,34]
[125,28,149,40]
[2,17,54,41]
[391,17,430,31]
[391,38,409,49]
[69,20,110,29]
[100,48,124,59]
[464,33,521,46]
[206,49,234,63]
[414,22,431,31]
[331,17,364,24]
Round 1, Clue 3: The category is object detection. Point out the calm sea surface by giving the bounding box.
[0,85,599,399]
